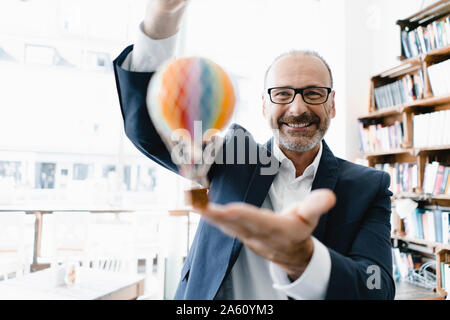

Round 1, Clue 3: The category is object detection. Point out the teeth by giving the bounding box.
[287,123,310,128]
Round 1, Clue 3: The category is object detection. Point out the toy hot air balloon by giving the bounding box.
[146,57,236,208]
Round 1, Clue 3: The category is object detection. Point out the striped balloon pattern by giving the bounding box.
[147,57,235,141]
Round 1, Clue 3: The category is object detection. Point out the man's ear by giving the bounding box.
[262,92,267,118]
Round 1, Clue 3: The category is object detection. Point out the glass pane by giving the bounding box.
[303,88,328,103]
[270,88,295,103]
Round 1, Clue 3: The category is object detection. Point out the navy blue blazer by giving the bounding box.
[113,46,395,300]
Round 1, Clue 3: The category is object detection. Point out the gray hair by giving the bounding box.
[264,50,334,88]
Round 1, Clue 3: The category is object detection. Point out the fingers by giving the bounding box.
[195,202,269,221]
[194,202,276,238]
[284,189,336,227]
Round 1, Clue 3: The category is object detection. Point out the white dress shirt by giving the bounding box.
[119,23,331,299]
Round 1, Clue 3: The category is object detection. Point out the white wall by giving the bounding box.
[179,0,439,161]
[344,0,440,162]
[180,0,347,157]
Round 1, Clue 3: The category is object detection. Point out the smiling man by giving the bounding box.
[264,51,335,175]
[113,0,395,300]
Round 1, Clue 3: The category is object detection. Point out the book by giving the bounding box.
[446,16,450,45]
[440,167,449,195]
[442,211,449,245]
[422,211,429,240]
[445,264,450,293]
[434,210,442,243]
[433,165,446,195]
[404,16,450,58]
[426,210,435,242]
[436,20,445,48]
[401,30,412,58]
[413,110,450,148]
[423,162,440,194]
[416,209,425,239]
[416,26,427,53]
[446,173,450,195]
[392,248,410,279]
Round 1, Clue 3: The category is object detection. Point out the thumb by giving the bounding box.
[284,189,336,227]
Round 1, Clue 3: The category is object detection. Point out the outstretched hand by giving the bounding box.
[193,189,336,281]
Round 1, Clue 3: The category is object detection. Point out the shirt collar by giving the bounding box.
[272,140,323,179]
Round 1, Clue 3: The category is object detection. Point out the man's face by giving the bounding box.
[262,54,335,152]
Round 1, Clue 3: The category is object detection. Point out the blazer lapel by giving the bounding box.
[311,140,339,241]
[228,139,339,267]
[210,139,338,299]
[227,139,280,277]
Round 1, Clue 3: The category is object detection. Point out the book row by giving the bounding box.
[358,121,404,153]
[401,15,450,58]
[440,261,450,291]
[413,109,450,148]
[423,161,450,195]
[392,248,450,291]
[428,58,450,97]
[375,161,449,196]
[402,208,449,245]
[392,248,434,282]
[374,70,425,110]
[374,162,418,194]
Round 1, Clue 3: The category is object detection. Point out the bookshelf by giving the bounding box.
[357,0,450,300]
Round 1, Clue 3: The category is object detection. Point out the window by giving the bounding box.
[35,162,56,189]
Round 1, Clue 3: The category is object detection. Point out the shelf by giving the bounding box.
[415,145,450,154]
[373,57,422,79]
[424,45,450,61]
[397,0,450,29]
[398,45,450,64]
[394,281,445,300]
[392,192,450,208]
[358,106,404,121]
[391,234,450,251]
[363,145,450,158]
[405,94,450,108]
[372,45,450,80]
[363,149,413,158]
[393,192,450,201]
[359,94,450,121]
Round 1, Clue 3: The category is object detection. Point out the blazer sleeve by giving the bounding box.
[113,45,179,174]
[325,171,396,300]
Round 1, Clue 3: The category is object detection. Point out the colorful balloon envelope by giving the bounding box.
[147,57,236,189]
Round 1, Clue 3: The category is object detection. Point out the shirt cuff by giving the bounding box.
[269,236,331,300]
[120,21,178,72]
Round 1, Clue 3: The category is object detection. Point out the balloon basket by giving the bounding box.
[184,187,209,209]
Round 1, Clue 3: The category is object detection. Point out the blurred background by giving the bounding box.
[0,0,446,300]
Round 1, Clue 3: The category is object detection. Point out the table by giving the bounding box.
[0,267,145,300]
[0,206,164,271]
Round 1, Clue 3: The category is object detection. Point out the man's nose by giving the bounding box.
[288,93,309,115]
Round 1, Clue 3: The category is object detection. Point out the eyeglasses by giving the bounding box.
[267,87,332,105]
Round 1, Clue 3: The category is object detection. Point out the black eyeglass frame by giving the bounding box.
[267,86,333,105]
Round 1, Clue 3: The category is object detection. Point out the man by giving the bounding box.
[113,0,395,299]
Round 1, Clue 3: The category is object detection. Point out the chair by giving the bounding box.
[48,211,92,268]
[87,212,137,275]
[0,212,30,280]
[120,210,166,299]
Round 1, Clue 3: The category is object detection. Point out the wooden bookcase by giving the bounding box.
[358,1,450,300]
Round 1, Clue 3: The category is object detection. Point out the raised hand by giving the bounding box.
[144,0,190,39]
[150,0,189,13]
